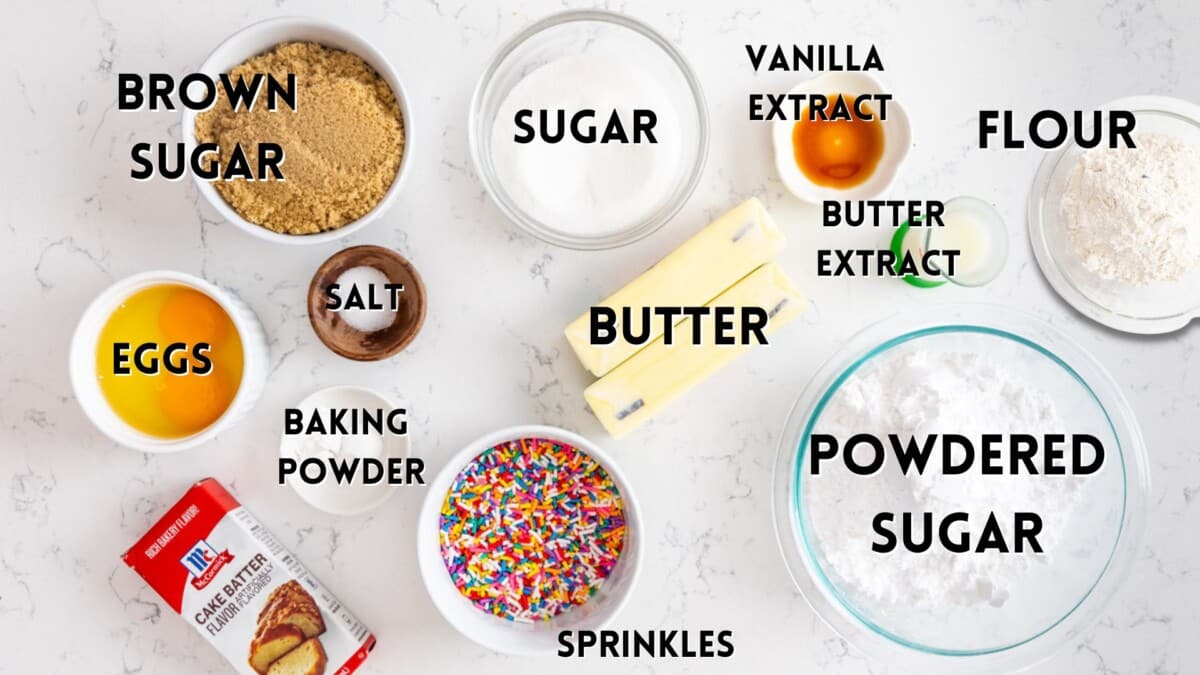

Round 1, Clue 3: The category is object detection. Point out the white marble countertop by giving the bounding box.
[3,0,1198,673]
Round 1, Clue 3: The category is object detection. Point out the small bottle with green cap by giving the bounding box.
[891,196,1007,288]
[890,217,946,288]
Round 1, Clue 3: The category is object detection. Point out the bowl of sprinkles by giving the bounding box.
[417,425,642,654]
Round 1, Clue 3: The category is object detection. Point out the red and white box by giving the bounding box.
[123,478,375,675]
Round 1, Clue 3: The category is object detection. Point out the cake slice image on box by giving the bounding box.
[250,580,328,674]
[267,638,328,675]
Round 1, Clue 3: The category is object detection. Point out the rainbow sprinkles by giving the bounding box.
[438,437,626,622]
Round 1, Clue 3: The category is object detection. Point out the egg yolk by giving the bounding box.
[159,369,230,432]
[792,94,885,189]
[159,288,228,345]
[96,284,243,439]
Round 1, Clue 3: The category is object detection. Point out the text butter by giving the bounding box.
[565,198,785,377]
[585,263,807,438]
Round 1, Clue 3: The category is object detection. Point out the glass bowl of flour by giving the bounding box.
[772,305,1149,673]
[469,10,708,249]
[1029,96,1200,333]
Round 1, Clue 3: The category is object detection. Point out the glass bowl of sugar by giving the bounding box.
[771,305,1149,673]
[469,10,709,250]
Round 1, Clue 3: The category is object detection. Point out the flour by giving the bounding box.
[1061,132,1200,286]
[806,348,1084,610]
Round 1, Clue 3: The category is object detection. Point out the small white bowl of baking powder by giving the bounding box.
[279,385,410,515]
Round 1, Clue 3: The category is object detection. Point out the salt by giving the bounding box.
[333,265,396,333]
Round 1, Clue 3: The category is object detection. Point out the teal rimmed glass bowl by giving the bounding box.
[771,305,1149,673]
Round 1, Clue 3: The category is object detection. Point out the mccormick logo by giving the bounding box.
[181,540,234,591]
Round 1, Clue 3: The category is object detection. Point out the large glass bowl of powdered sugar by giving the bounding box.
[1029,96,1200,334]
[469,10,708,249]
[772,305,1149,673]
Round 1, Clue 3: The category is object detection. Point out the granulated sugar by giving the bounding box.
[489,52,682,237]
[806,349,1084,610]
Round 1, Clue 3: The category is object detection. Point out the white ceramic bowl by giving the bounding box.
[183,16,413,245]
[69,271,269,453]
[417,425,643,654]
[280,385,410,516]
[772,73,911,202]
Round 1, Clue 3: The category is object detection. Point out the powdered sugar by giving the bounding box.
[1061,132,1200,286]
[805,349,1084,611]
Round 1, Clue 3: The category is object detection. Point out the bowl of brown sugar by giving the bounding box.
[186,17,411,244]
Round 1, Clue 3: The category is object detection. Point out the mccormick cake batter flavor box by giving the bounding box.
[123,478,375,675]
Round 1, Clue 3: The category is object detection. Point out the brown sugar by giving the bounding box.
[195,42,405,235]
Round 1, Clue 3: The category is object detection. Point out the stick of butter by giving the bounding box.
[584,263,807,439]
[565,198,785,377]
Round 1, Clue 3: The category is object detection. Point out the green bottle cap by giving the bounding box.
[891,220,946,289]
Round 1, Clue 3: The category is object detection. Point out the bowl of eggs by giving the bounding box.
[772,72,910,202]
[69,271,269,452]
